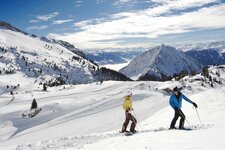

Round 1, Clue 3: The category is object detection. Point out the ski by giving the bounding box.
[119,131,136,136]
[118,124,211,135]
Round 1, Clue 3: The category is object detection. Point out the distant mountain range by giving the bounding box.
[83,41,225,81]
[186,49,225,66]
[84,48,147,65]
[177,41,225,52]
[84,41,225,66]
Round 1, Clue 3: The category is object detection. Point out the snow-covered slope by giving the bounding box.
[177,41,225,53]
[83,86,225,150]
[0,21,29,35]
[0,65,224,150]
[0,23,98,85]
[41,37,87,59]
[0,78,177,149]
[119,45,201,80]
[0,22,130,85]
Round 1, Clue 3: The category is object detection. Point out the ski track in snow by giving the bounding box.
[16,124,211,150]
[0,78,223,150]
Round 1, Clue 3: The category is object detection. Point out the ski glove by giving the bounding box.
[193,102,198,108]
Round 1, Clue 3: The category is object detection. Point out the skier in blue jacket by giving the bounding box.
[169,87,198,129]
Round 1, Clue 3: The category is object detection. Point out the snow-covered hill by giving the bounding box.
[0,21,130,86]
[119,45,201,80]
[41,37,87,59]
[0,65,225,150]
[0,22,98,85]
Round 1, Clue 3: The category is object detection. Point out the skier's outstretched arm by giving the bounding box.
[182,94,198,108]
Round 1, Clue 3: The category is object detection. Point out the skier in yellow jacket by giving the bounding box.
[121,91,137,133]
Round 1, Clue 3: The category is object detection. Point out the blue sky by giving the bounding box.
[1,0,225,49]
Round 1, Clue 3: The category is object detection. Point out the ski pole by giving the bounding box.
[132,110,142,130]
[178,109,191,126]
[195,108,202,125]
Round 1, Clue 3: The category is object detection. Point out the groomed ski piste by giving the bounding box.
[1,66,225,150]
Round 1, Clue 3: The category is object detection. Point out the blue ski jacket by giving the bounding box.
[169,93,193,109]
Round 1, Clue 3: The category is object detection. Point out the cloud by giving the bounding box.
[140,0,221,17]
[74,18,108,28]
[29,19,41,23]
[75,0,83,7]
[27,25,49,30]
[96,0,106,4]
[113,0,136,6]
[74,20,95,27]
[53,19,74,25]
[30,12,59,23]
[37,12,59,21]
[49,1,225,49]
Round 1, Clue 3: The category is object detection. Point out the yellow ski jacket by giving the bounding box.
[123,95,132,111]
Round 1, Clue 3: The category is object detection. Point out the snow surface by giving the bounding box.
[101,62,130,71]
[0,65,225,150]
[0,28,98,84]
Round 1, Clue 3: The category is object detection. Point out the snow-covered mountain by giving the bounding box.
[41,37,87,59]
[0,21,130,85]
[177,41,225,53]
[0,21,29,35]
[84,41,225,66]
[84,48,148,65]
[119,45,201,80]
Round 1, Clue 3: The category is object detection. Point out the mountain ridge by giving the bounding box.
[119,45,202,81]
[177,41,225,53]
[0,21,131,85]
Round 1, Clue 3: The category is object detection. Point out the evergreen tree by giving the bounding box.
[43,83,47,91]
[203,66,209,78]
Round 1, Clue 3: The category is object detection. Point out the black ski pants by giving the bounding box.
[122,111,137,132]
[170,108,186,129]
